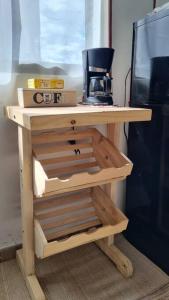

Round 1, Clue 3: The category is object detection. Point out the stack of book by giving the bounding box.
[18,78,77,107]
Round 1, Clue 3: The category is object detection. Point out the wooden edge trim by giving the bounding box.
[35,176,125,198]
[43,224,127,258]
[30,110,152,131]
[120,152,133,166]
[44,167,131,192]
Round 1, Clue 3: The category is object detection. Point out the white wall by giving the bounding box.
[0,78,21,249]
[156,0,169,6]
[111,0,153,210]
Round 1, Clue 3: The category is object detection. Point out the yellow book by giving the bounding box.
[28,78,64,89]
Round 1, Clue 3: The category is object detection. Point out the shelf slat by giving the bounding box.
[32,128,96,144]
[46,161,99,177]
[35,201,93,220]
[34,143,92,156]
[40,152,94,165]
[46,219,101,241]
[34,190,90,210]
[42,209,97,230]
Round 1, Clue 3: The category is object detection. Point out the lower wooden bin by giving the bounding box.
[34,186,128,259]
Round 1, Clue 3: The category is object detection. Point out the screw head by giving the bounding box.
[71,120,76,125]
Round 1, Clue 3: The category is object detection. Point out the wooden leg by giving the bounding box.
[102,124,133,278]
[18,127,34,275]
[17,127,46,299]
[96,239,133,278]
[17,250,46,300]
[104,182,116,246]
[105,123,121,246]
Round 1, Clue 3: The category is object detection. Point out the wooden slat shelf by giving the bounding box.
[6,105,152,131]
[33,128,133,197]
[34,186,128,259]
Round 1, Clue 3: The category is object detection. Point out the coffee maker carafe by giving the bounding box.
[82,48,115,105]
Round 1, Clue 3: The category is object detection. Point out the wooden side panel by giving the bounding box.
[92,186,128,226]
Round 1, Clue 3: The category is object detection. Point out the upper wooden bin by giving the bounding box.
[33,128,133,197]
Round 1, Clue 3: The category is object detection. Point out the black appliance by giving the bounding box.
[82,48,114,105]
[149,57,169,102]
[126,7,169,274]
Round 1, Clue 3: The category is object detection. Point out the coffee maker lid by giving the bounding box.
[83,47,115,72]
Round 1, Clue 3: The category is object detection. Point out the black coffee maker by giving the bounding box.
[82,48,115,105]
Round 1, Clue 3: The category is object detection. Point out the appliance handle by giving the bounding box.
[104,76,112,95]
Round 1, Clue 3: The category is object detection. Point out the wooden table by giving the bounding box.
[6,105,151,300]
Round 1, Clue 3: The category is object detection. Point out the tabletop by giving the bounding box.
[6,105,152,131]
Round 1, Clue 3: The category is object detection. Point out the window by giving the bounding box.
[19,0,85,66]
[0,0,108,83]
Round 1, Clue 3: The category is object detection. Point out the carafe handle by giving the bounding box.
[104,75,112,96]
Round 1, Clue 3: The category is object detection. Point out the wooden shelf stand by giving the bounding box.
[6,105,151,300]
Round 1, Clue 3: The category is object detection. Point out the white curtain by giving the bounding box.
[0,0,109,84]
[86,0,109,48]
[0,1,12,85]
